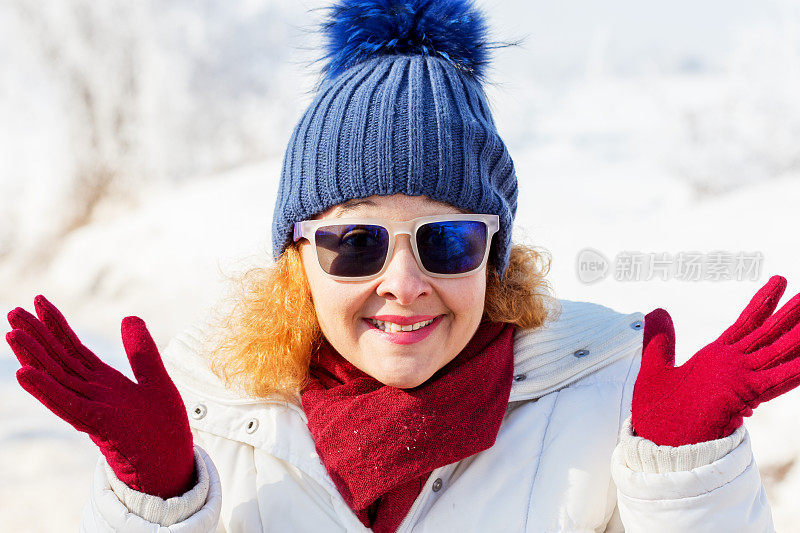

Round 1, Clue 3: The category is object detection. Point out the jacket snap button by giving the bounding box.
[513,373,527,382]
[191,404,207,420]
[246,418,259,434]
[573,349,589,358]
[432,478,443,492]
[630,320,644,330]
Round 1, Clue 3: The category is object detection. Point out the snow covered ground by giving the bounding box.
[2,0,800,530]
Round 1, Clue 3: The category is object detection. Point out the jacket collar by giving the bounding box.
[508,299,644,402]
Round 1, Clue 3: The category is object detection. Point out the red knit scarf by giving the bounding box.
[300,321,515,533]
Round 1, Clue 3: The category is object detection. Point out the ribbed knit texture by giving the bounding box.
[104,446,210,526]
[508,299,645,401]
[618,416,745,474]
[272,53,518,275]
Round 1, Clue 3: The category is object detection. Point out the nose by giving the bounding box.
[374,235,432,305]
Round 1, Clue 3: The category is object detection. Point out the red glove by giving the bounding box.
[632,275,800,446]
[5,295,195,499]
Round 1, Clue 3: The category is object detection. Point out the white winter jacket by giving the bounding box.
[79,299,775,532]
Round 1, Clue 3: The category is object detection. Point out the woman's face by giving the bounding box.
[299,194,487,388]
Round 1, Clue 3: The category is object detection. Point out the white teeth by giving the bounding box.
[369,317,436,332]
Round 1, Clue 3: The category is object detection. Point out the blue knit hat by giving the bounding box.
[272,0,518,276]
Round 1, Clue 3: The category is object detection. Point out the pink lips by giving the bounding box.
[364,315,444,345]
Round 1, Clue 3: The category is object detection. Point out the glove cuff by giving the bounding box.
[103,445,209,526]
[619,416,746,474]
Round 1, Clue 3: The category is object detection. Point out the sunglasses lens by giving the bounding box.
[416,221,488,274]
[314,224,390,277]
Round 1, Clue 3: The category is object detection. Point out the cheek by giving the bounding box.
[300,248,371,335]
[446,275,486,324]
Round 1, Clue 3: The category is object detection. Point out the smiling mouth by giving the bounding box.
[367,317,437,333]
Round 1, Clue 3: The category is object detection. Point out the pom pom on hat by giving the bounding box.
[320,0,491,81]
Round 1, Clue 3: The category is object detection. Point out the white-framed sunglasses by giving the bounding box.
[293,214,500,281]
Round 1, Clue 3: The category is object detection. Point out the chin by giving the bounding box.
[379,368,432,389]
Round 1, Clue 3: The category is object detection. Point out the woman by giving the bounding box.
[6,0,800,531]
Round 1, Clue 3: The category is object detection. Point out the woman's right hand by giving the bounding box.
[5,295,195,499]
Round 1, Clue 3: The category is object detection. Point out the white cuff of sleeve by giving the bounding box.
[619,416,746,473]
[103,446,210,526]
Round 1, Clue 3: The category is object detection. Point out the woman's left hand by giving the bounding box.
[632,275,800,447]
